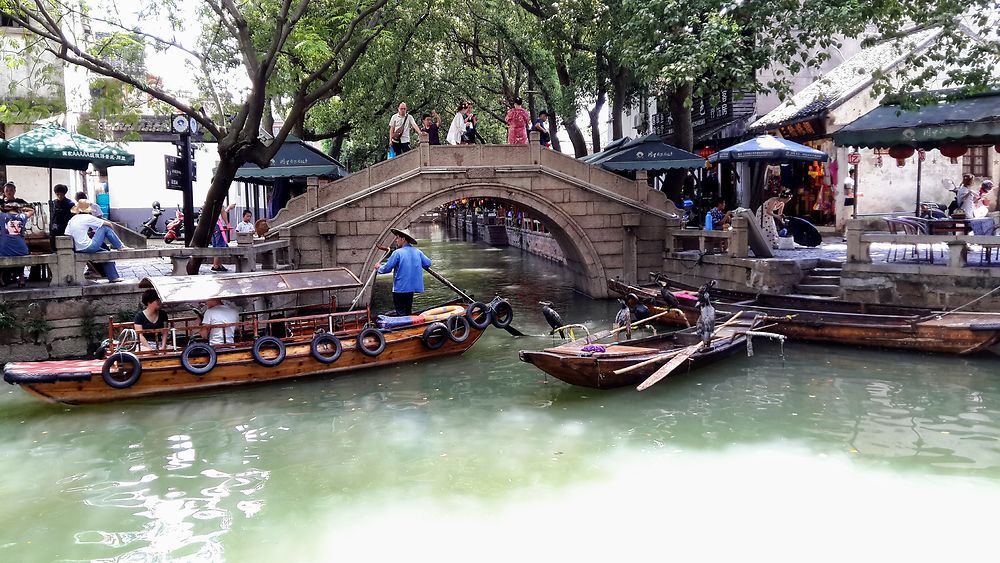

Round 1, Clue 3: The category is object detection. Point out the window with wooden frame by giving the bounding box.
[963,146,989,178]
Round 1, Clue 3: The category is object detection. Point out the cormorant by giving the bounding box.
[651,273,681,310]
[539,301,566,337]
[614,299,632,340]
[625,292,650,322]
[696,280,717,346]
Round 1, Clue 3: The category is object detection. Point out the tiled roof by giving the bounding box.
[750,28,942,131]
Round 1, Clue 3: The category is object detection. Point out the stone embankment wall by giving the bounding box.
[504,226,566,264]
[0,284,144,362]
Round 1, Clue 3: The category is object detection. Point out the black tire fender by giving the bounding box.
[181,342,217,375]
[252,336,286,367]
[446,315,471,343]
[422,322,450,349]
[466,302,492,330]
[101,351,142,389]
[491,300,514,329]
[357,327,386,357]
[311,332,343,364]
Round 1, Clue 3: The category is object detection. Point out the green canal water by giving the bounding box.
[3,224,1000,561]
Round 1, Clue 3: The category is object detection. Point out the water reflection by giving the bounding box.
[1,224,1000,560]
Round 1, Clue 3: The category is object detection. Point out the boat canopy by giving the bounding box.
[139,268,363,306]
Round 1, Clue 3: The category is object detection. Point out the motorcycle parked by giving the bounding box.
[163,207,199,244]
[139,201,164,239]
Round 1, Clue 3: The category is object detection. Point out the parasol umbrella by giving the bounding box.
[0,123,135,220]
[709,135,828,212]
[708,134,828,163]
[589,135,705,171]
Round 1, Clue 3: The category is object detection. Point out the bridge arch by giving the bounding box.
[358,181,609,296]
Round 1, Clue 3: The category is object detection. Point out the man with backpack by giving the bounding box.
[388,102,422,156]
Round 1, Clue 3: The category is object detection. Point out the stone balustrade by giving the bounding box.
[0,233,289,287]
[665,216,749,258]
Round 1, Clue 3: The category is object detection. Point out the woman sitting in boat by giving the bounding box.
[200,298,240,345]
[757,188,793,249]
[134,289,169,351]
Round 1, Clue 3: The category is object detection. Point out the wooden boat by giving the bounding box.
[4,268,507,404]
[518,318,755,389]
[609,277,1000,355]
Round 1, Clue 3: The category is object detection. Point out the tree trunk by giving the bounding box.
[186,149,242,274]
[330,133,346,161]
[588,89,605,153]
[547,106,562,153]
[662,84,695,201]
[562,118,588,158]
[610,67,631,140]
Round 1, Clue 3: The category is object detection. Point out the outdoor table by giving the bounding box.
[926,218,996,236]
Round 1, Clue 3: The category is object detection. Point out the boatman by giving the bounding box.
[375,227,432,316]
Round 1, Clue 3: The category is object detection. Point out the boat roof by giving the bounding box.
[139,268,363,306]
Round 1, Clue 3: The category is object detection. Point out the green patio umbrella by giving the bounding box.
[0,123,135,169]
[0,124,135,220]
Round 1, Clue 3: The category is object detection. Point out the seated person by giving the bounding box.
[1,182,30,211]
[0,209,33,287]
[65,199,129,283]
[75,191,103,218]
[134,289,169,351]
[704,198,732,231]
[235,210,256,234]
[200,298,240,345]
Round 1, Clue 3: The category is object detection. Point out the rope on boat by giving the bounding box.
[745,330,786,358]
[935,285,1000,319]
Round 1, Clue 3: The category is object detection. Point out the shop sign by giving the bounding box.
[654,90,735,139]
[847,152,860,165]
[775,117,827,140]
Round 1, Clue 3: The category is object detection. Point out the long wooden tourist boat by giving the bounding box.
[3,269,510,404]
[609,277,1000,355]
[518,318,756,389]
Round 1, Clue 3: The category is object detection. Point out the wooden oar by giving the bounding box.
[349,246,392,311]
[423,266,527,337]
[636,312,745,392]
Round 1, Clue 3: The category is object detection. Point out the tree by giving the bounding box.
[1,0,393,270]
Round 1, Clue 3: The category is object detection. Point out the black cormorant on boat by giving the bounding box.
[539,301,566,338]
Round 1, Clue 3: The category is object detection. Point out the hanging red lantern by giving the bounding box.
[887,145,915,160]
[698,146,715,159]
[994,143,1000,153]
[939,143,968,159]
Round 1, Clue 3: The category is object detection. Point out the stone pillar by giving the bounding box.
[948,240,968,268]
[306,183,319,211]
[419,132,430,166]
[845,219,870,264]
[529,131,541,164]
[730,216,749,258]
[50,236,79,286]
[634,170,647,201]
[318,221,338,267]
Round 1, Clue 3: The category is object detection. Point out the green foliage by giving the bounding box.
[0,300,15,331]
[22,301,50,342]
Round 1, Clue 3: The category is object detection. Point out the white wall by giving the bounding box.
[106,141,220,211]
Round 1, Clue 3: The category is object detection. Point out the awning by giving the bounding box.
[590,135,705,170]
[235,136,349,181]
[139,268,363,306]
[832,91,1000,148]
[0,124,135,170]
[708,134,828,163]
[580,136,633,163]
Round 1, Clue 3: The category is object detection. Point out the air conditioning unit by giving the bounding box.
[633,112,647,128]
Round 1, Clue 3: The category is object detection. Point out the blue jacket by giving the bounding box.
[377,244,432,293]
[0,213,29,257]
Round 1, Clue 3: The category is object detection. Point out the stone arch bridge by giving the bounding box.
[267,135,681,298]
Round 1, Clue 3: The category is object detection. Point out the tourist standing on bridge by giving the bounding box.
[389,102,422,155]
[505,98,531,145]
[532,111,550,148]
[421,111,442,145]
[375,228,432,316]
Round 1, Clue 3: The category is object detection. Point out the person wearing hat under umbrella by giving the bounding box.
[65,199,130,282]
[375,227,432,316]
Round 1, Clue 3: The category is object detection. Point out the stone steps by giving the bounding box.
[792,283,841,296]
[795,260,844,298]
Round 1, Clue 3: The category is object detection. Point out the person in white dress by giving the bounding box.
[756,189,793,249]
[447,102,471,145]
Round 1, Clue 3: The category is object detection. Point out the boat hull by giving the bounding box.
[7,327,488,405]
[610,279,1000,355]
[519,329,749,389]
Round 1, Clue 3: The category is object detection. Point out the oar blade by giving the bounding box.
[636,344,700,392]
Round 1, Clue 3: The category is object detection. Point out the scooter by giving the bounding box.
[139,201,164,238]
[163,207,199,244]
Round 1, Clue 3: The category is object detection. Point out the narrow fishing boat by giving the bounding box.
[3,268,514,404]
[609,276,1000,355]
[518,316,758,390]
